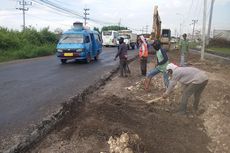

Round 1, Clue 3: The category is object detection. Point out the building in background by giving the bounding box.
[213,30,230,41]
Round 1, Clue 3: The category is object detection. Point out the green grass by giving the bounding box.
[0,44,56,63]
[0,27,58,63]
[207,47,230,55]
[189,41,200,49]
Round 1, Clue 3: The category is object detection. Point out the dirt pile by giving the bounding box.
[107,132,144,153]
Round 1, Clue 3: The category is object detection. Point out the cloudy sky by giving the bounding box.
[1,0,230,36]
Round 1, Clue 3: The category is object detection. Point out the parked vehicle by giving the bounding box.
[117,34,131,49]
[56,22,102,64]
[161,29,171,51]
[102,30,118,47]
[118,30,137,50]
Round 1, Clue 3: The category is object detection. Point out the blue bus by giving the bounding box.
[56,22,102,64]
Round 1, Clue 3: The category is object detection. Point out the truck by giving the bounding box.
[160,29,171,51]
[117,30,137,50]
[56,22,102,64]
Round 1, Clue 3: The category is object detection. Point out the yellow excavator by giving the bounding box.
[151,6,171,51]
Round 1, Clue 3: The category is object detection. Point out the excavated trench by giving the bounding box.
[6,50,230,153]
[4,66,120,153]
[5,56,138,153]
[28,52,228,153]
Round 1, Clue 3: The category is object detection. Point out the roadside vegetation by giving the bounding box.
[207,38,230,56]
[188,38,230,56]
[0,27,58,62]
[101,25,128,32]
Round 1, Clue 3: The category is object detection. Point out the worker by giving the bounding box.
[179,33,189,66]
[114,37,128,77]
[145,40,169,91]
[138,35,148,76]
[162,63,208,115]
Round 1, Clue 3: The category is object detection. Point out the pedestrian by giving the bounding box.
[114,37,129,77]
[162,63,208,115]
[139,35,148,76]
[179,33,189,66]
[144,40,169,91]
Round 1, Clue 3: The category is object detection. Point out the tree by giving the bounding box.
[54,28,63,35]
[93,27,100,33]
[101,25,128,31]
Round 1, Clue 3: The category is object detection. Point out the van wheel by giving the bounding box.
[86,54,91,63]
[61,59,67,64]
[94,53,99,61]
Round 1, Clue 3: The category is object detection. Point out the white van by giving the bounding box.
[102,30,118,47]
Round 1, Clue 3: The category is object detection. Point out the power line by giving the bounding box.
[29,0,141,32]
[32,0,83,18]
[31,1,78,19]
[32,0,115,26]
[40,0,84,17]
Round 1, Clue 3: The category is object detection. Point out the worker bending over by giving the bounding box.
[163,63,208,115]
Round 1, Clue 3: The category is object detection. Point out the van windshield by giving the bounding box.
[59,34,84,44]
[118,35,130,39]
[103,31,112,36]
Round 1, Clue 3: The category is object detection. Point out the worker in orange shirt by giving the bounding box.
[138,35,148,76]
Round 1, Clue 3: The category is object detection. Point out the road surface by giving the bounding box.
[0,47,138,151]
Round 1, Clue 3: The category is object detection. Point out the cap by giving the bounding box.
[166,63,178,71]
[139,35,146,44]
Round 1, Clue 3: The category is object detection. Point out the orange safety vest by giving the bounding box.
[139,43,148,58]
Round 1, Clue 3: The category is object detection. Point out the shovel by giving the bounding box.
[146,97,163,104]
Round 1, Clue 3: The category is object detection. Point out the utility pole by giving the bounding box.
[207,0,215,45]
[174,28,177,38]
[118,18,121,30]
[83,8,90,26]
[191,19,198,41]
[145,25,149,34]
[201,0,207,60]
[141,27,144,35]
[16,0,32,30]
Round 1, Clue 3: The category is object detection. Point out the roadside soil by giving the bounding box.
[30,50,230,153]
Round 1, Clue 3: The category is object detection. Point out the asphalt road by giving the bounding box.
[0,47,138,151]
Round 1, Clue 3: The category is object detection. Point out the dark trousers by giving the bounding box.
[178,80,208,113]
[140,57,147,76]
[119,59,128,77]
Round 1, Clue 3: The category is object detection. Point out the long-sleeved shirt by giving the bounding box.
[115,42,128,59]
[179,39,189,54]
[165,67,208,94]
